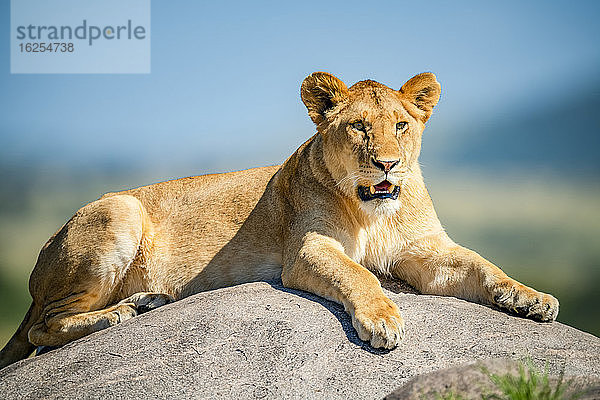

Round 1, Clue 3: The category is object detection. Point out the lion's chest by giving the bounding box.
[346,221,410,276]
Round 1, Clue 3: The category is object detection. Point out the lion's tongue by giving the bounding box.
[374,181,392,191]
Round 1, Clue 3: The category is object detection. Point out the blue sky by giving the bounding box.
[1,0,599,173]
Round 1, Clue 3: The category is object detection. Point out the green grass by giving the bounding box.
[483,362,576,400]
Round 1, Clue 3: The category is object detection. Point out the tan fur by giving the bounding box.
[0,72,559,368]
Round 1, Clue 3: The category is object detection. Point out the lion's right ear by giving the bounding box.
[301,72,349,126]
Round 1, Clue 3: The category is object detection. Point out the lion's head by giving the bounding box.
[301,72,441,214]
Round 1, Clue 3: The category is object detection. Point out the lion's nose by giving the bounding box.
[372,158,399,173]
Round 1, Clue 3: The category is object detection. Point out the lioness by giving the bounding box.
[0,72,559,368]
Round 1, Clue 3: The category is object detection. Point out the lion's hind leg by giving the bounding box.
[29,299,138,347]
[24,194,172,350]
[28,292,173,348]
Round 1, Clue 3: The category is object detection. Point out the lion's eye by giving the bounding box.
[351,121,365,131]
[396,122,408,132]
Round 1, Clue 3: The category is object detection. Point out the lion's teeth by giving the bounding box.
[369,186,376,195]
[389,185,395,193]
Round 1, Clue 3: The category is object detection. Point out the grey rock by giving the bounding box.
[0,281,598,399]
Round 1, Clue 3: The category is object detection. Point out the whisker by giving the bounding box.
[336,172,360,188]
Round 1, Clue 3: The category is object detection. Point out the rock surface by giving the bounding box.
[0,281,598,399]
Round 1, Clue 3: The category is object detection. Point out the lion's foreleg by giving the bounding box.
[396,233,559,321]
[282,231,404,349]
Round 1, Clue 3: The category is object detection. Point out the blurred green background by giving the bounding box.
[1,1,599,347]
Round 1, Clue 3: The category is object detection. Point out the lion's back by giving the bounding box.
[109,165,281,223]
[98,165,284,293]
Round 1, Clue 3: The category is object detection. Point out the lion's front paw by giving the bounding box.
[492,282,559,322]
[351,296,405,349]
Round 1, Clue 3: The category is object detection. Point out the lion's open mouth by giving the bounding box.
[357,180,400,201]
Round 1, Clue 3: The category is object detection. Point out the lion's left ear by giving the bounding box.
[399,72,441,122]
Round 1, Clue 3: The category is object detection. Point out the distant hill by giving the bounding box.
[434,84,600,175]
